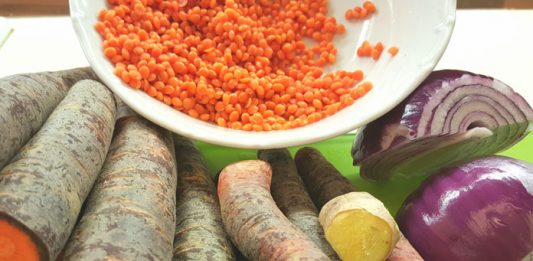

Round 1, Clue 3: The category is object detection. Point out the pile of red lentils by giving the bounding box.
[96,0,374,131]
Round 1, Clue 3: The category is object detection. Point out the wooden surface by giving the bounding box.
[0,0,68,16]
[460,0,533,9]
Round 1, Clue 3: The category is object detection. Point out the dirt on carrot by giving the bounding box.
[96,0,372,131]
[173,135,235,260]
[62,114,177,261]
[0,67,97,170]
[218,160,329,260]
[0,80,116,261]
[258,149,339,260]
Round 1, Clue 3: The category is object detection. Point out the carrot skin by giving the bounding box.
[0,79,116,260]
[173,135,235,260]
[62,114,177,261]
[294,147,356,209]
[0,67,97,169]
[51,67,98,87]
[386,235,423,261]
[258,149,339,260]
[113,95,136,120]
[218,160,330,261]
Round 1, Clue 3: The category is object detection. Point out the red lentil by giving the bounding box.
[388,46,400,56]
[96,0,372,131]
[346,1,376,21]
[357,41,391,61]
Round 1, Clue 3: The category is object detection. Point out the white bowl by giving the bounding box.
[70,0,456,149]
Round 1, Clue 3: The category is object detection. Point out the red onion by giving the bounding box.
[352,70,533,180]
[396,156,533,261]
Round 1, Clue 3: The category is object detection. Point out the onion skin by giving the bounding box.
[352,70,533,180]
[396,156,533,261]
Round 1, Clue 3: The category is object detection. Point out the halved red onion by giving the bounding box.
[396,156,533,261]
[352,70,533,180]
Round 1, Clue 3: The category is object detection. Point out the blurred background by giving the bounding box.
[1,0,533,16]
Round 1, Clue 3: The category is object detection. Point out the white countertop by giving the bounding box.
[0,10,532,104]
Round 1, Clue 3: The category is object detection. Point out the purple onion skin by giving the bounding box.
[352,69,533,180]
[397,156,533,261]
[353,71,484,161]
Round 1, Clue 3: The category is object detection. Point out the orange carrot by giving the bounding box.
[0,80,116,261]
[0,219,40,261]
[217,160,329,260]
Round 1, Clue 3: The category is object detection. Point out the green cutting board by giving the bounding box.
[197,134,533,215]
